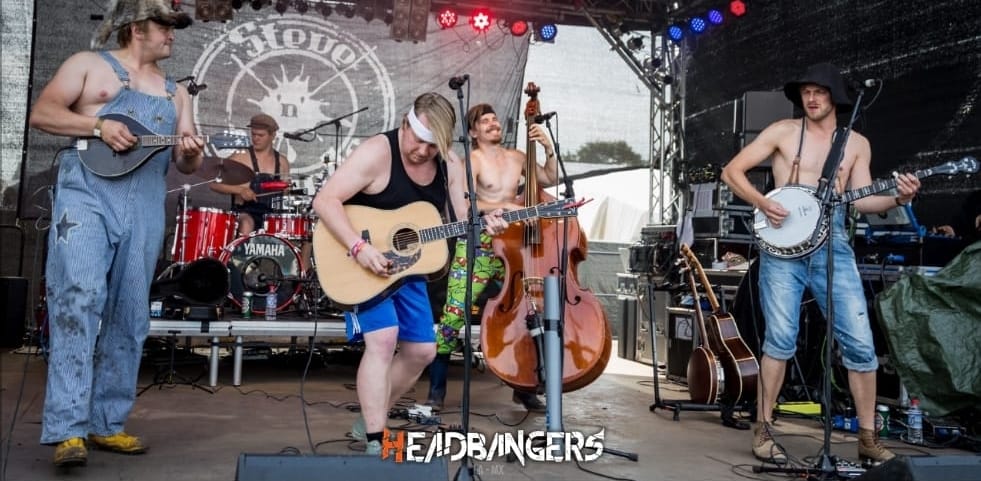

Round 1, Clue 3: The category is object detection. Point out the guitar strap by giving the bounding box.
[788,118,806,185]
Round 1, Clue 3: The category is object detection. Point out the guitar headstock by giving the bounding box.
[679,243,703,273]
[943,156,979,175]
[537,198,589,218]
[211,132,252,150]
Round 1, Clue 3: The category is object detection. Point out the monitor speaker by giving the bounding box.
[0,277,28,348]
[853,455,981,481]
[236,453,449,481]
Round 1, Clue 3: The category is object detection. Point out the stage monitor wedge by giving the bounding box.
[853,455,981,481]
[236,453,449,481]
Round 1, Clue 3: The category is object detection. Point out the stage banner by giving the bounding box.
[19,4,530,223]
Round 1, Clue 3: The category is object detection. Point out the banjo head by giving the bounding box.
[754,186,822,249]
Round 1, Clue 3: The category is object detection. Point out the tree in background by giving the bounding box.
[568,140,644,166]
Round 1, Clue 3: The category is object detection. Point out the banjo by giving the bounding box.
[753,156,978,259]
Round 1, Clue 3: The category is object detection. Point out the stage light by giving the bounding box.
[250,0,264,10]
[469,8,492,33]
[436,8,457,29]
[294,0,308,14]
[274,0,288,14]
[232,0,243,9]
[316,2,331,17]
[689,16,707,34]
[627,36,644,50]
[730,0,747,17]
[509,20,528,36]
[537,22,557,42]
[667,24,684,42]
[707,9,724,25]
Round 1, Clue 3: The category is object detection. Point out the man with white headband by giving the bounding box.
[311,92,508,455]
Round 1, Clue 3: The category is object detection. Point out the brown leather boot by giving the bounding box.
[752,421,787,464]
[858,427,895,465]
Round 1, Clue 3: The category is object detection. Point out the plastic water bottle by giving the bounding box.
[265,287,277,321]
[906,397,923,444]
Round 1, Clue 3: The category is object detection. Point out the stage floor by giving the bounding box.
[1,342,975,481]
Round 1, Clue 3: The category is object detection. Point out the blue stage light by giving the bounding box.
[667,24,684,42]
[689,16,707,34]
[707,9,724,25]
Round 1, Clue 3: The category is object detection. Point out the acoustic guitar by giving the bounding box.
[681,243,759,404]
[682,254,724,405]
[311,199,581,309]
[77,113,252,177]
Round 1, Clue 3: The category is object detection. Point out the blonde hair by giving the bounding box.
[410,92,456,161]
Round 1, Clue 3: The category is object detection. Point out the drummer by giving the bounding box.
[210,113,291,236]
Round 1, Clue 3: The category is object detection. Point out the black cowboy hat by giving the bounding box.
[783,63,853,112]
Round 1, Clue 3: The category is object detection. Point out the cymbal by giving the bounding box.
[195,157,255,185]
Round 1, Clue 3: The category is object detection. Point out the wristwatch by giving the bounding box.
[93,117,104,138]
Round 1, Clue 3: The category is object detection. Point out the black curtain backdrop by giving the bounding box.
[681,0,980,228]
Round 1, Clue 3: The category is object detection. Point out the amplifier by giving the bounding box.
[691,211,754,241]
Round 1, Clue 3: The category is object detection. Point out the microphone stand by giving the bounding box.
[540,118,638,463]
[450,77,479,481]
[287,106,369,162]
[755,88,866,481]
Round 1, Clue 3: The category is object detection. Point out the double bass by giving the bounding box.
[480,83,612,393]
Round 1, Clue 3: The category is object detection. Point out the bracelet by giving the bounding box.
[350,239,366,258]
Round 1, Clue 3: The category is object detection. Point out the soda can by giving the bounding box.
[875,404,890,436]
[242,291,253,319]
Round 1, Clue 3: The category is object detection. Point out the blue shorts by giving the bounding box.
[758,211,877,372]
[344,277,436,343]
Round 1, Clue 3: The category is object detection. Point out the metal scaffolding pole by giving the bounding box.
[650,35,684,225]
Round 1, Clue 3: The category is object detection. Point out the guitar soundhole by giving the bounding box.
[391,227,421,254]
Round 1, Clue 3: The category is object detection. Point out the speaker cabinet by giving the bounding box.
[854,455,981,481]
[666,307,697,383]
[236,453,449,481]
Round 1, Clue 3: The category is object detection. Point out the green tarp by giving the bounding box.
[876,241,981,416]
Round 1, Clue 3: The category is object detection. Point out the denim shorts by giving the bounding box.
[344,277,436,343]
[758,213,878,372]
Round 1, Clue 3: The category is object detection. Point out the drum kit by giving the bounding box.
[158,156,334,317]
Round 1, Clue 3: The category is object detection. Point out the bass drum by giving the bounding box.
[219,233,304,314]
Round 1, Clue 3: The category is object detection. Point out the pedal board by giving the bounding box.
[836,459,866,478]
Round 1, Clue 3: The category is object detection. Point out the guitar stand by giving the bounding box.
[138,331,214,396]
[643,279,752,429]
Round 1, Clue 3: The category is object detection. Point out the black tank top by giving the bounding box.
[345,129,447,213]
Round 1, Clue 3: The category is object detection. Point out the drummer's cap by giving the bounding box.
[248,113,279,133]
[91,0,193,49]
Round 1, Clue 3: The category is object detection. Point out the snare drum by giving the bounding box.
[263,213,314,241]
[171,207,238,263]
[219,233,304,314]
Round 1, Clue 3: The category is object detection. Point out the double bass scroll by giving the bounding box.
[479,82,612,394]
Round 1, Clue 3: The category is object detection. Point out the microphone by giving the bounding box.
[534,111,556,123]
[448,74,469,90]
[857,78,880,88]
[283,131,307,141]
[187,83,207,95]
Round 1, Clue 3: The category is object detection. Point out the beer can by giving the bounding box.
[242,291,253,318]
[875,404,890,436]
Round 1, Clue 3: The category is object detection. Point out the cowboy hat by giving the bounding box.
[783,63,854,112]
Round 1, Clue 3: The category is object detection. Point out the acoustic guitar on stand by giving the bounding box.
[680,243,759,404]
[681,252,724,405]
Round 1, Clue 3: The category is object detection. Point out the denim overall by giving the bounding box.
[41,51,176,443]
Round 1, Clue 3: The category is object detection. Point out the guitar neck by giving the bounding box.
[841,167,933,204]
[683,261,711,344]
[417,205,543,243]
[139,134,211,147]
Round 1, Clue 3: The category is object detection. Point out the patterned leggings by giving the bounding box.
[435,233,504,355]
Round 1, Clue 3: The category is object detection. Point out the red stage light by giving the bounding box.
[510,20,528,36]
[470,8,492,33]
[437,8,458,29]
[729,0,747,17]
